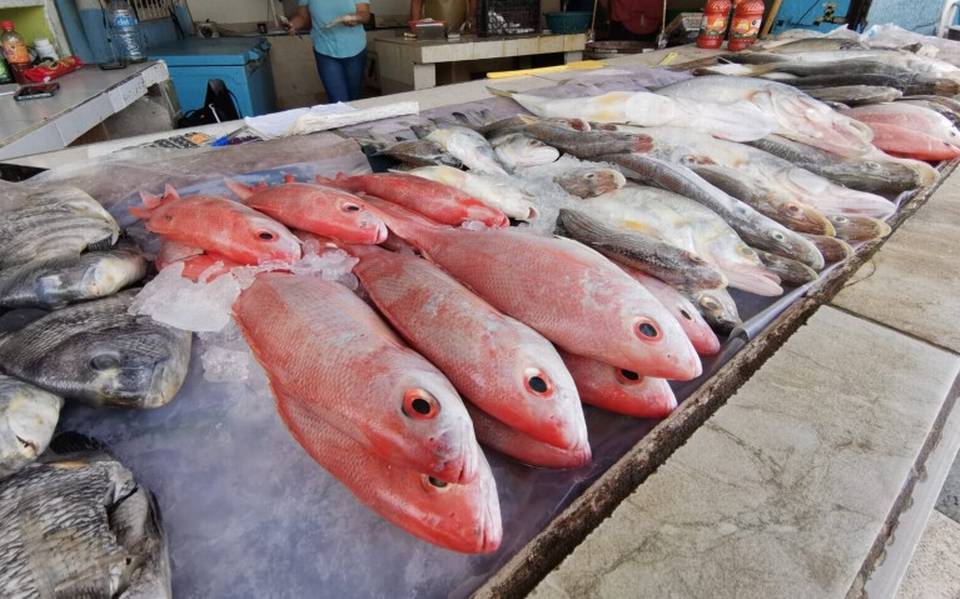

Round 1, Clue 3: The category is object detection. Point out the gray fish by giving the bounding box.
[899,94,960,115]
[515,120,648,158]
[479,114,591,137]
[805,85,903,106]
[0,186,119,270]
[0,291,192,409]
[554,167,627,198]
[0,247,147,310]
[897,99,960,128]
[829,214,892,243]
[747,134,928,195]
[677,285,741,335]
[755,249,818,287]
[377,139,462,168]
[0,437,171,598]
[784,72,960,96]
[802,233,854,263]
[0,376,62,479]
[761,37,865,54]
[555,208,727,290]
[601,153,825,270]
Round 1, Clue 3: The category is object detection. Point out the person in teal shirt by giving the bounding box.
[288,0,370,103]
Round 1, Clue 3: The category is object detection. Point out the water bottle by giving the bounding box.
[109,0,145,63]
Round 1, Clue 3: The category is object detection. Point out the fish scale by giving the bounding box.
[233,273,479,484]
[352,245,587,450]
[0,206,118,269]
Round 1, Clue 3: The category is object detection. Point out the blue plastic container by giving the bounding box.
[148,37,276,118]
[545,11,593,34]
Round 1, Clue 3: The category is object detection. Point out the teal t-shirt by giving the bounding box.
[299,0,366,58]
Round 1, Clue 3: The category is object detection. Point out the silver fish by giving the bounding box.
[576,185,783,296]
[759,37,865,54]
[0,376,62,479]
[802,233,854,264]
[514,119,648,158]
[490,133,560,169]
[747,134,934,194]
[378,139,461,168]
[755,249,818,287]
[425,126,508,175]
[678,285,741,335]
[805,85,903,106]
[555,208,727,290]
[0,291,192,409]
[0,186,119,269]
[602,153,825,270]
[554,167,626,198]
[0,247,147,310]
[0,436,170,598]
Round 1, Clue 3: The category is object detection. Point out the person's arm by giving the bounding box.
[410,0,423,22]
[287,5,310,34]
[351,3,371,25]
[463,0,476,32]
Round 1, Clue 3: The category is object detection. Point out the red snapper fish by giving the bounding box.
[234,273,480,484]
[364,197,702,381]
[282,399,502,553]
[225,177,388,245]
[466,404,591,469]
[130,184,301,265]
[318,172,509,227]
[623,268,721,356]
[155,240,240,282]
[350,243,586,450]
[560,350,678,418]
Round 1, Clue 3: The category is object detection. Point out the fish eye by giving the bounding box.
[402,389,439,419]
[739,245,757,257]
[786,204,802,215]
[634,318,661,340]
[616,368,644,384]
[89,352,121,371]
[422,474,452,492]
[679,308,694,321]
[700,297,720,311]
[524,369,553,396]
[832,216,848,224]
[585,172,598,180]
[257,230,276,241]
[865,162,880,171]
[771,231,786,241]
[342,203,362,213]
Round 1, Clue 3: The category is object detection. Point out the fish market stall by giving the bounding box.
[2,27,960,598]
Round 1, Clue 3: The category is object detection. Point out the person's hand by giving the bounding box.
[462,18,475,33]
[342,14,361,26]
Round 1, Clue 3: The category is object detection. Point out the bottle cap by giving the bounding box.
[1,21,13,30]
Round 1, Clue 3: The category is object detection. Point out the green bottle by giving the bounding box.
[0,55,12,84]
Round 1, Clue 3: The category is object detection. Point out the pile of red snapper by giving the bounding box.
[129,170,717,554]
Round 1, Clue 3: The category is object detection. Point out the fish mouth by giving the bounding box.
[372,222,390,244]
[693,329,722,356]
[781,205,836,236]
[830,215,891,242]
[475,459,503,554]
[722,266,783,297]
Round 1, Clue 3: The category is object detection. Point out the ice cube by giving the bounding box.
[460,220,488,231]
[129,262,242,332]
[201,345,250,382]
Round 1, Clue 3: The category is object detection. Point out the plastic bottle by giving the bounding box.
[0,55,12,85]
[696,0,732,49]
[1,21,31,84]
[34,38,59,61]
[727,0,764,52]
[109,0,146,63]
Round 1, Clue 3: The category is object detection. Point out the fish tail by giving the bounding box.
[130,185,179,219]
[223,178,255,201]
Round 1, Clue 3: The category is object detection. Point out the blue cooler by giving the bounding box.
[149,37,276,117]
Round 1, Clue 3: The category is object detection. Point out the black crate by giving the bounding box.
[477,0,540,36]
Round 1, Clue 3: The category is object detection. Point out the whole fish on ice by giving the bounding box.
[424,126,508,175]
[0,436,170,597]
[350,244,586,450]
[0,376,61,479]
[493,88,777,142]
[499,117,650,158]
[490,132,560,169]
[378,138,461,168]
[842,103,960,160]
[405,166,539,221]
[225,178,388,245]
[320,172,508,227]
[679,285,742,334]
[559,351,677,418]
[0,247,147,309]
[655,76,875,157]
[466,404,590,469]
[233,273,480,484]
[0,290,192,409]
[552,166,626,198]
[0,187,119,269]
[129,185,301,265]
[365,198,702,380]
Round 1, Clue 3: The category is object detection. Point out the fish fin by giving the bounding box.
[163,184,181,201]
[131,185,178,219]
[224,178,255,201]
[361,195,446,250]
[485,87,516,99]
[48,431,111,456]
[87,235,117,251]
[283,174,297,184]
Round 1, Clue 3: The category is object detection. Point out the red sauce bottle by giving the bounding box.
[727,0,765,52]
[696,0,732,49]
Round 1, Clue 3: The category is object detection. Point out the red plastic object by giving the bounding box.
[22,56,83,83]
[696,0,732,49]
[727,0,765,52]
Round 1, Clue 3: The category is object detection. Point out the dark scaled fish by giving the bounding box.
[0,435,171,598]
[802,233,855,263]
[0,291,192,409]
[805,85,903,106]
[678,285,742,335]
[555,208,727,290]
[554,167,627,198]
[755,249,818,287]
[515,120,652,158]
[0,186,119,270]
[377,139,462,168]
[0,376,62,479]
[0,247,147,310]
[829,214,892,243]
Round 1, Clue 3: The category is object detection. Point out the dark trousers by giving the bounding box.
[314,48,367,103]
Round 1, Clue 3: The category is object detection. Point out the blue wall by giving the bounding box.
[57,0,192,63]
[865,0,945,34]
